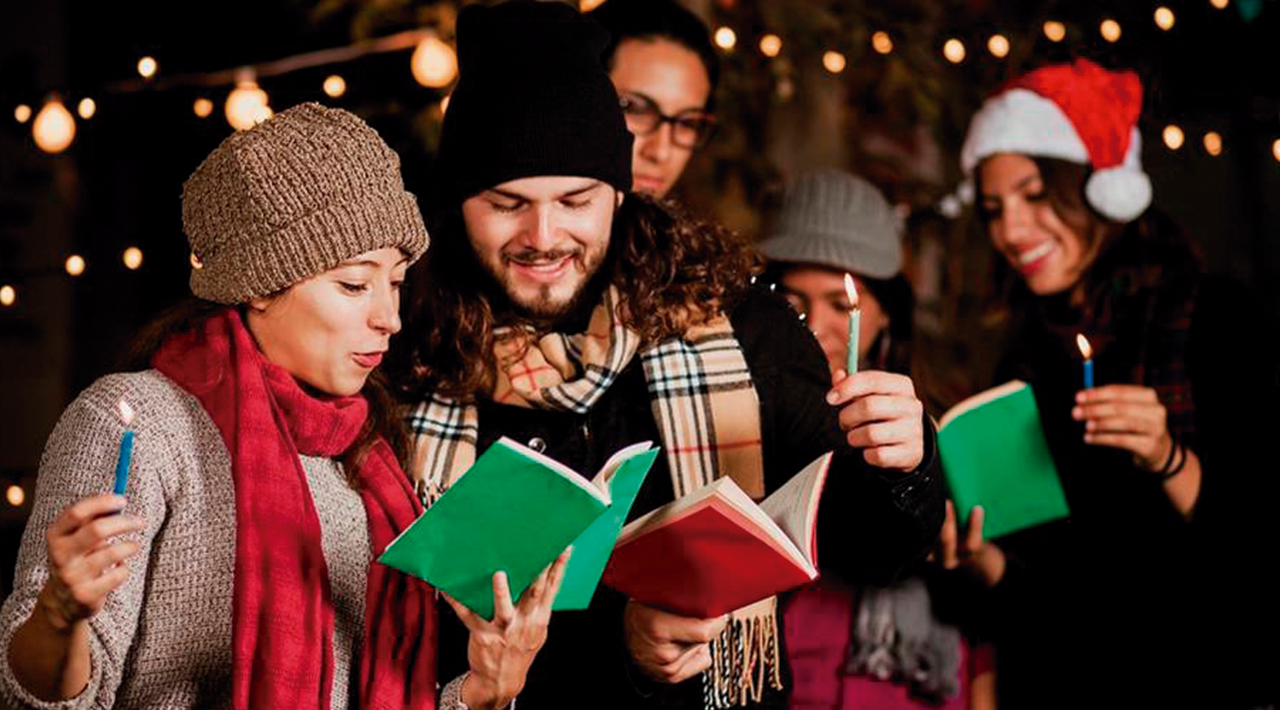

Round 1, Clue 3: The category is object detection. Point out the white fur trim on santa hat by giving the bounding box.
[961,89,1089,174]
[1084,127,1152,222]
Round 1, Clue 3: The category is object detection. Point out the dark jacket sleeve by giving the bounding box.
[730,287,945,587]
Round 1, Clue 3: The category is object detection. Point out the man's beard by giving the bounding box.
[479,242,609,323]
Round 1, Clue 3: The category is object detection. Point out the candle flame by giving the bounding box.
[843,273,860,310]
[117,400,135,427]
[1075,334,1093,360]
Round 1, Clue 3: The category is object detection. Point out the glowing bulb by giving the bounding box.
[871,31,894,54]
[579,0,606,10]
[137,56,158,79]
[77,98,96,119]
[1210,0,1229,9]
[714,27,737,50]
[1155,7,1176,30]
[65,254,86,276]
[225,78,272,131]
[943,39,966,64]
[6,485,23,507]
[15,104,32,123]
[1101,19,1122,43]
[0,285,15,307]
[759,34,782,58]
[1203,131,1223,156]
[411,35,458,88]
[193,98,214,118]
[1044,21,1067,42]
[123,247,144,270]
[823,51,846,74]
[1163,124,1185,151]
[988,34,1010,58]
[33,99,76,154]
[1272,139,1280,163]
[440,95,451,114]
[323,75,347,98]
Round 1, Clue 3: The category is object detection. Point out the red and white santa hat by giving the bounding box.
[960,58,1152,223]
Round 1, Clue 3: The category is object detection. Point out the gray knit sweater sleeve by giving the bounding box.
[0,371,217,710]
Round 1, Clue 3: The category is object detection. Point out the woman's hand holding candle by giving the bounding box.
[38,494,145,629]
[1072,385,1174,470]
[827,369,924,472]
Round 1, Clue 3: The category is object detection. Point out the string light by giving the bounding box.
[0,285,15,307]
[410,35,458,88]
[137,56,158,79]
[1044,21,1067,42]
[759,34,782,58]
[123,247,144,270]
[823,51,847,74]
[578,0,606,11]
[14,104,32,123]
[1101,19,1122,43]
[988,34,1010,58]
[225,76,272,130]
[323,75,347,98]
[1203,132,1223,156]
[193,98,214,118]
[65,254,86,276]
[33,99,76,154]
[77,98,96,119]
[943,38,966,63]
[714,27,737,51]
[1210,0,1229,9]
[1272,139,1280,162]
[871,31,894,54]
[1163,124,1185,150]
[1155,7,1176,31]
[5,485,23,507]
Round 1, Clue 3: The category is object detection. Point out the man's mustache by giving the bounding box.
[503,248,580,265]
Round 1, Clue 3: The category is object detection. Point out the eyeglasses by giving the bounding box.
[618,92,717,149]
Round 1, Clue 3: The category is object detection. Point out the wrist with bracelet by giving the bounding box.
[1153,434,1188,481]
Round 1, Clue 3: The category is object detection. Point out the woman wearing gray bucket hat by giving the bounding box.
[0,103,561,710]
[761,169,996,710]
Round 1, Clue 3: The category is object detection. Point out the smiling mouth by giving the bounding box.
[1014,242,1054,271]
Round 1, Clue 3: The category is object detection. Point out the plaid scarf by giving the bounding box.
[407,286,779,707]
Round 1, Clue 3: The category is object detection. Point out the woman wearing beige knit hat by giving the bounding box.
[0,103,561,710]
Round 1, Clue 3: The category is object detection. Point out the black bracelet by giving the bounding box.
[1154,434,1180,477]
[1161,443,1189,481]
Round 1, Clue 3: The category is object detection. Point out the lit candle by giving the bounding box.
[1076,334,1094,390]
[114,400,135,496]
[844,273,861,376]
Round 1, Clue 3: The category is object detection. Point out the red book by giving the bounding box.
[602,451,832,618]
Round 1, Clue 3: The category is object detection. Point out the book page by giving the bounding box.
[593,441,655,492]
[758,451,832,566]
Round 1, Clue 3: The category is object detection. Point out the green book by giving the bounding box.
[378,437,657,619]
[937,380,1069,540]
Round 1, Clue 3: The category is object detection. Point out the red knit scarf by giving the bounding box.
[152,309,436,710]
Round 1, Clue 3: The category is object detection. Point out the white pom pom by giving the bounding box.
[1085,168,1152,223]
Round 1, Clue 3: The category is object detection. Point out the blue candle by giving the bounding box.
[1076,334,1094,390]
[113,400,135,496]
[844,274,860,376]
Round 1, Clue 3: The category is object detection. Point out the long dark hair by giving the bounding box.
[120,298,411,484]
[392,192,762,400]
[589,0,720,110]
[977,156,1203,323]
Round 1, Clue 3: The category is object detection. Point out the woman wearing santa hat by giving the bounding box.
[944,59,1278,708]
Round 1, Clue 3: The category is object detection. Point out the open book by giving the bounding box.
[379,437,658,619]
[602,451,833,619]
[938,380,1069,540]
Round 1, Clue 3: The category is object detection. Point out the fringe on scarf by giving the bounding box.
[703,597,783,709]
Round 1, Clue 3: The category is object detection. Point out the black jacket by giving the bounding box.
[436,287,944,709]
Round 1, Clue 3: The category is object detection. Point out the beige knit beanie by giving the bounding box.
[182,102,430,304]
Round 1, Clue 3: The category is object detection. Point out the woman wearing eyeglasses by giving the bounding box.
[590,0,718,198]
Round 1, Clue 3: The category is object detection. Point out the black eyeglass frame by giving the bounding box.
[618,92,718,149]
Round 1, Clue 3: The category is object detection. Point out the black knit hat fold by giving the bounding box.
[438,0,633,203]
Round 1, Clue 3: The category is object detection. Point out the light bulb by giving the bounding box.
[33,99,76,154]
[411,36,459,88]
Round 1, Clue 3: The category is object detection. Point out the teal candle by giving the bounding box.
[843,274,860,375]
[113,430,134,495]
[1076,334,1094,390]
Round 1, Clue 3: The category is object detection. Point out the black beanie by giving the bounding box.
[437,0,633,204]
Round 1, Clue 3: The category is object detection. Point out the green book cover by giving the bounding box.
[937,380,1069,540]
[378,437,656,619]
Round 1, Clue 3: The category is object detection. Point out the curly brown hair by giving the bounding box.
[391,192,763,400]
